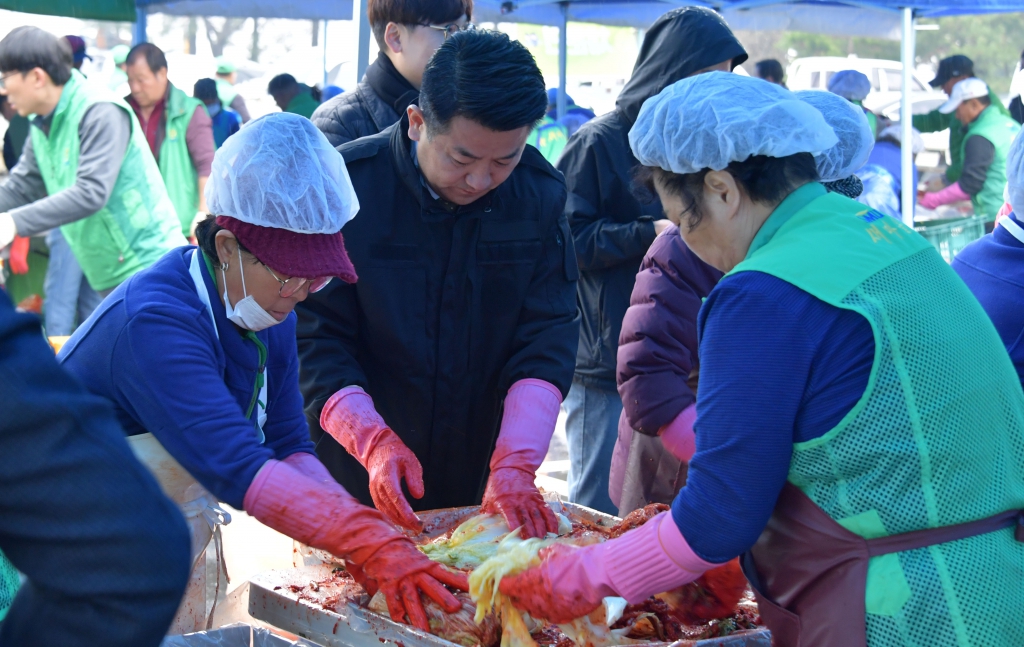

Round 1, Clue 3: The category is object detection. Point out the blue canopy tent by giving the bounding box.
[476,0,1024,223]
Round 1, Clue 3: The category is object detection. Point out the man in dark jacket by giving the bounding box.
[0,289,191,645]
[558,7,746,514]
[312,0,472,147]
[297,30,578,539]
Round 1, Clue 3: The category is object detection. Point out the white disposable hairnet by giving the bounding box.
[1005,131,1024,212]
[629,72,838,175]
[206,112,359,234]
[828,70,871,102]
[795,90,874,182]
[878,124,925,155]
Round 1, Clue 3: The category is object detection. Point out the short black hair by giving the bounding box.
[368,0,472,50]
[126,42,167,73]
[755,59,784,84]
[633,153,819,232]
[194,78,218,104]
[0,26,73,86]
[267,73,298,96]
[419,29,546,134]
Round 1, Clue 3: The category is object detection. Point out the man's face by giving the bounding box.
[126,59,168,108]
[942,74,970,96]
[386,18,467,89]
[955,98,985,126]
[408,106,530,206]
[270,91,289,111]
[0,69,48,117]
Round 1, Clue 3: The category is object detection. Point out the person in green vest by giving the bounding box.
[107,43,130,95]
[499,73,1024,647]
[125,43,215,239]
[267,73,320,120]
[827,69,878,137]
[0,27,185,305]
[214,56,250,123]
[914,55,1013,185]
[526,114,568,164]
[920,78,1020,225]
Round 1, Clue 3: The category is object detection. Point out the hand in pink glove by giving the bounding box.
[321,387,425,532]
[920,181,970,210]
[498,512,716,624]
[481,379,562,539]
[658,403,697,462]
[244,459,468,631]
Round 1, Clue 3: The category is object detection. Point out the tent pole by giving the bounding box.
[356,0,371,81]
[323,20,329,89]
[133,7,147,45]
[900,6,915,226]
[557,2,568,121]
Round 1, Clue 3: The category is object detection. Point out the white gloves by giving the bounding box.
[0,213,16,250]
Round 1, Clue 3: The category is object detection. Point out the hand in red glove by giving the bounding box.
[481,379,563,539]
[9,236,29,275]
[245,459,467,631]
[499,512,717,624]
[321,387,425,531]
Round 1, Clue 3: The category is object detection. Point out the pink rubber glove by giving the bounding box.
[920,181,970,210]
[657,403,697,462]
[482,379,562,539]
[244,459,467,631]
[283,452,340,489]
[321,387,425,532]
[499,512,717,623]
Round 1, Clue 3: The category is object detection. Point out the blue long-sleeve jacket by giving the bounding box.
[59,247,316,508]
[0,289,190,646]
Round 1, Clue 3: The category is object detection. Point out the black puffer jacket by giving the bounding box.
[559,7,746,389]
[311,52,418,147]
[296,116,580,510]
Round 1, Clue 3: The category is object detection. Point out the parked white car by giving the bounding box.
[787,56,942,114]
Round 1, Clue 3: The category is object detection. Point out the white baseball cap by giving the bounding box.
[939,77,989,114]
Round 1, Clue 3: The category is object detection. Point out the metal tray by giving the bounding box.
[248,504,771,647]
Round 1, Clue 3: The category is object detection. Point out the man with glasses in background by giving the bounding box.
[312,0,473,147]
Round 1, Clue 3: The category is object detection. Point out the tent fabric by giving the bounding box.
[135,0,353,19]
[0,0,134,20]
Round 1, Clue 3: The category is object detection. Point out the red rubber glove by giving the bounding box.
[498,512,717,624]
[482,379,562,539]
[321,387,425,532]
[9,236,29,275]
[244,459,467,631]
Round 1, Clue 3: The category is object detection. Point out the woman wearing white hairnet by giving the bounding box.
[499,73,1024,647]
[828,69,878,136]
[57,113,467,633]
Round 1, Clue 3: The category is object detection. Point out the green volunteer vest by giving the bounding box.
[160,84,203,237]
[958,105,1019,221]
[528,116,568,164]
[29,71,186,291]
[727,183,1024,647]
[215,77,238,108]
[0,550,17,621]
[285,91,320,120]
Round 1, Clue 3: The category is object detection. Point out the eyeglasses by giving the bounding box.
[420,22,476,40]
[0,72,21,90]
[262,264,332,298]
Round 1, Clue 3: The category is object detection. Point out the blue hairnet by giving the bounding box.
[206,112,359,234]
[628,73,838,175]
[322,85,344,102]
[795,90,874,182]
[827,70,871,102]
[1006,131,1024,212]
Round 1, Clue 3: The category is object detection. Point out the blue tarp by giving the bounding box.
[135,0,352,20]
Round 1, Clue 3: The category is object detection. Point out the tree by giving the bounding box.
[250,18,264,63]
[202,17,247,57]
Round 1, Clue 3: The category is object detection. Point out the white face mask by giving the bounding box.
[221,247,281,331]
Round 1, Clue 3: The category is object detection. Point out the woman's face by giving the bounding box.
[655,171,775,274]
[214,231,311,322]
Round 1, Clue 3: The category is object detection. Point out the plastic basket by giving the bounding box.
[914,215,987,263]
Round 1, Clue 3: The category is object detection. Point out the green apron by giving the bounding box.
[958,105,1019,221]
[29,70,186,291]
[159,84,204,238]
[728,183,1024,646]
[0,551,17,621]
